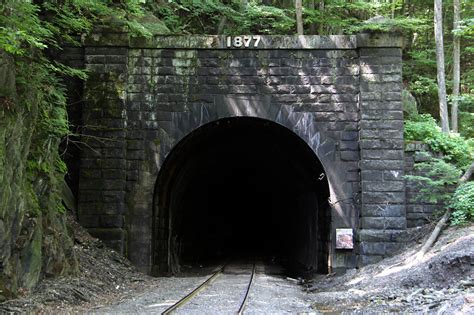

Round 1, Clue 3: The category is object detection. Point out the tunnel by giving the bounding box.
[153,117,331,277]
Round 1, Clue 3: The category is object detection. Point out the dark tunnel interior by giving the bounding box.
[153,117,331,277]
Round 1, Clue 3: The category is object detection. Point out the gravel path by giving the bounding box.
[88,261,313,314]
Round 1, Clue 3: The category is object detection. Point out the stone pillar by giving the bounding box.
[78,30,129,254]
[357,33,406,265]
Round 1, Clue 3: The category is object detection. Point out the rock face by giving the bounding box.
[0,51,77,299]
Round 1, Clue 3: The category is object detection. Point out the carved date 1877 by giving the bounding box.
[226,36,261,48]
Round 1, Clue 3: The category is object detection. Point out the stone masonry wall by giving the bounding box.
[76,33,406,274]
[357,41,406,265]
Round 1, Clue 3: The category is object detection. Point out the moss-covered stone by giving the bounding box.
[0,51,78,299]
[19,221,42,290]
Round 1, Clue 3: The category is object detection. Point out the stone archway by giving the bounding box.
[153,117,331,276]
[77,34,407,274]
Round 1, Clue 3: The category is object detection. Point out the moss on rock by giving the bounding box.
[0,50,78,299]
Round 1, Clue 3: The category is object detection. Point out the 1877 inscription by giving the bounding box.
[226,36,261,48]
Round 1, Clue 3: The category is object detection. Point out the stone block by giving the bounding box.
[103,191,126,203]
[362,191,405,204]
[105,64,127,73]
[357,229,405,242]
[383,170,404,180]
[101,159,126,169]
[361,110,403,120]
[102,169,126,179]
[359,64,402,75]
[103,179,126,190]
[78,202,103,215]
[126,170,139,181]
[359,242,385,255]
[100,215,124,228]
[340,151,360,161]
[385,242,403,253]
[360,130,403,140]
[361,204,405,217]
[340,141,359,150]
[360,160,404,170]
[360,56,402,66]
[360,74,402,83]
[358,254,383,266]
[79,179,103,190]
[85,55,105,64]
[361,170,383,181]
[341,131,358,141]
[79,215,100,228]
[85,64,105,73]
[360,217,385,229]
[360,139,404,150]
[78,191,102,203]
[344,103,359,112]
[359,48,402,57]
[360,82,402,93]
[360,91,399,101]
[362,181,404,192]
[102,202,126,215]
[103,148,126,159]
[385,217,406,229]
[346,171,359,181]
[360,101,403,111]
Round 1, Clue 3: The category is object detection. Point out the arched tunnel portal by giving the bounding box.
[153,117,331,277]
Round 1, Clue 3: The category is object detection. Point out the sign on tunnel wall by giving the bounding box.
[71,33,406,275]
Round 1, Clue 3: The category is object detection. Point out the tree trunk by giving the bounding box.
[415,209,451,261]
[296,0,303,35]
[434,0,450,133]
[309,0,316,34]
[452,0,460,132]
[217,16,227,34]
[319,0,325,35]
[460,162,474,183]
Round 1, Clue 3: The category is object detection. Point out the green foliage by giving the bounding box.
[449,182,474,225]
[405,114,440,140]
[0,2,51,56]
[459,111,474,139]
[0,0,156,217]
[405,114,473,169]
[237,3,294,34]
[405,158,461,205]
[152,0,241,34]
[151,0,295,35]
[453,94,474,139]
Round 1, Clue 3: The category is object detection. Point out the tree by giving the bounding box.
[434,0,450,133]
[452,0,461,132]
[296,0,303,35]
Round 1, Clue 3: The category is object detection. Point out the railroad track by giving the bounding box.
[162,262,256,314]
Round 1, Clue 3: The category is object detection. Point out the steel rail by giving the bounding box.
[161,265,224,315]
[237,262,256,315]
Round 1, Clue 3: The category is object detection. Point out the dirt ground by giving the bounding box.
[0,217,472,314]
[0,215,160,314]
[307,224,474,313]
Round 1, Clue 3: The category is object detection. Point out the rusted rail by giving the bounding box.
[162,262,256,314]
[161,265,224,315]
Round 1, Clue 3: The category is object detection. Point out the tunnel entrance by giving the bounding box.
[153,117,330,277]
